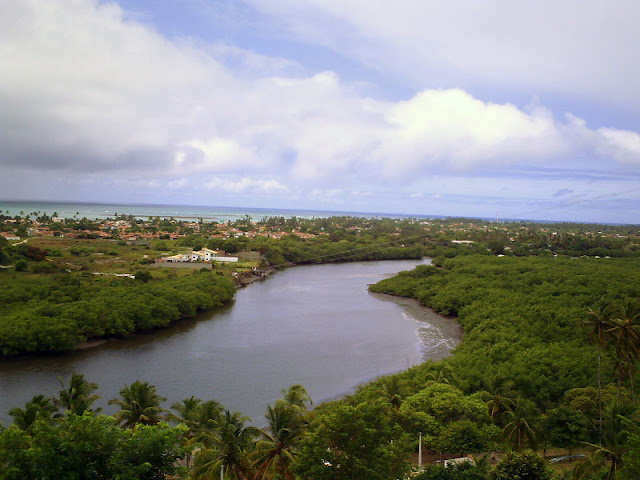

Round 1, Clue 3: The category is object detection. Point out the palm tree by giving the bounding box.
[108,380,167,428]
[480,376,516,425]
[425,364,456,386]
[196,399,224,432]
[167,396,203,428]
[583,300,616,436]
[9,394,57,432]
[374,377,404,410]
[281,384,312,411]
[574,400,637,480]
[167,396,203,469]
[607,301,640,399]
[193,410,260,480]
[55,372,101,415]
[502,397,539,451]
[251,401,307,480]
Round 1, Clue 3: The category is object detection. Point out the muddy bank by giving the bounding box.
[368,292,462,361]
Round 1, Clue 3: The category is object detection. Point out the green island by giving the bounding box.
[2,213,640,479]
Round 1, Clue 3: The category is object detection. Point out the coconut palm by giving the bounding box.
[56,372,101,415]
[196,399,225,431]
[251,401,307,480]
[167,396,203,469]
[167,396,202,428]
[193,410,261,480]
[374,377,404,410]
[425,364,456,387]
[480,376,516,425]
[9,394,57,432]
[574,400,637,480]
[281,384,312,411]
[108,380,167,428]
[607,301,640,399]
[502,397,539,451]
[583,300,617,436]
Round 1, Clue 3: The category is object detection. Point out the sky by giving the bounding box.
[1,0,640,223]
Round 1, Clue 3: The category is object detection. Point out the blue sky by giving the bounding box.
[1,0,640,223]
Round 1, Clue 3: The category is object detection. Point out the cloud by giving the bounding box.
[183,138,261,172]
[1,0,639,222]
[553,188,574,198]
[204,177,288,194]
[247,0,640,109]
[596,128,640,165]
[372,89,567,175]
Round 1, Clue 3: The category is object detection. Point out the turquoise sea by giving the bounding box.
[0,200,437,222]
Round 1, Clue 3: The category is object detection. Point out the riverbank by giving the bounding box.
[0,269,236,357]
[369,292,462,362]
[0,259,457,426]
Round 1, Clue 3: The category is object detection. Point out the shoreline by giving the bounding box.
[368,292,462,362]
[3,258,432,359]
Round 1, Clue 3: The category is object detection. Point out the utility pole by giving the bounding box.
[418,432,423,470]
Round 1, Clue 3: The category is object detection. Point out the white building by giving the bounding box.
[191,248,239,263]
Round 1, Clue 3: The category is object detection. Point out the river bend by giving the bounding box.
[0,259,460,425]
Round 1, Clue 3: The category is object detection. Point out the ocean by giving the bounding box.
[0,200,436,222]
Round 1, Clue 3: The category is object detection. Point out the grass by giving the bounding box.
[24,237,260,276]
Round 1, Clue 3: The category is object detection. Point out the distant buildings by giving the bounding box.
[0,232,20,241]
[159,248,239,263]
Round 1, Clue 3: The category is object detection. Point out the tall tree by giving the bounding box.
[575,400,637,480]
[583,300,617,437]
[252,387,312,480]
[193,410,260,480]
[502,397,539,451]
[167,396,203,469]
[281,384,312,412]
[56,372,101,416]
[108,381,167,428]
[293,402,409,480]
[480,376,516,425]
[607,301,640,399]
[8,395,56,432]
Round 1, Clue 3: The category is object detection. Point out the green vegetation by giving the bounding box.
[0,270,234,356]
[0,379,315,480]
[369,255,640,405]
[2,213,640,477]
[361,254,640,478]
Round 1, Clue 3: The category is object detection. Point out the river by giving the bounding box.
[0,259,460,426]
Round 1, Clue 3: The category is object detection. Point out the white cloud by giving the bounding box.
[0,0,639,222]
[204,177,288,194]
[596,128,640,165]
[184,138,261,171]
[372,89,567,175]
[248,0,640,108]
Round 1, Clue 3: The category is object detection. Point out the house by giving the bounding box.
[191,248,239,263]
[0,232,20,241]
[159,254,190,262]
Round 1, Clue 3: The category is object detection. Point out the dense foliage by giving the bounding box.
[0,270,235,356]
[361,254,640,478]
[0,414,186,480]
[2,213,640,477]
[370,255,640,406]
